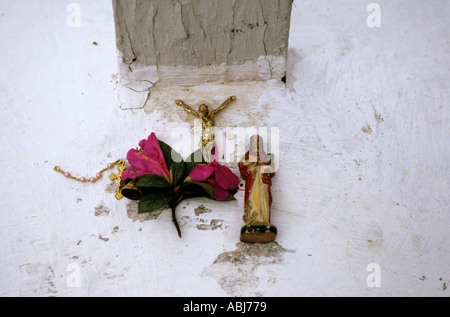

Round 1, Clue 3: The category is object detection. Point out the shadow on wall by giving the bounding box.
[285,48,303,92]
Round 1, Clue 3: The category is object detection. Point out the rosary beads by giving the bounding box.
[53,159,126,199]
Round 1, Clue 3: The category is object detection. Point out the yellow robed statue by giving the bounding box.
[238,135,277,243]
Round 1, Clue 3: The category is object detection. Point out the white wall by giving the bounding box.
[0,0,448,296]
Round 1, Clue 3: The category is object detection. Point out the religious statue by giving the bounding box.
[175,96,236,162]
[238,135,277,243]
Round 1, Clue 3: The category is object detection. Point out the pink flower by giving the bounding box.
[121,133,171,182]
[189,161,239,201]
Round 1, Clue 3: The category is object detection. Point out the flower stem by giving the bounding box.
[170,204,182,238]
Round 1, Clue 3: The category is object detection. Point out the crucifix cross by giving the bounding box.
[109,160,126,200]
[174,96,236,162]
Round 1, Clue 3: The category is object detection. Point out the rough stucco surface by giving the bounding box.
[113,0,292,67]
[112,0,292,84]
[0,0,449,297]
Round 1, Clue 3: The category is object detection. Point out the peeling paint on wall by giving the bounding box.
[126,201,165,222]
[94,201,110,217]
[203,242,295,296]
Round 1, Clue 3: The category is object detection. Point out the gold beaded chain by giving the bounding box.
[53,159,126,200]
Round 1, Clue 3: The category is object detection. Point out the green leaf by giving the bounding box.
[121,187,143,201]
[225,194,237,201]
[171,160,185,186]
[184,148,205,176]
[136,174,170,188]
[180,191,210,200]
[158,140,185,186]
[120,179,143,200]
[138,192,173,214]
[182,181,215,200]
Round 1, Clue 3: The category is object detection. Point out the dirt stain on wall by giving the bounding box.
[362,124,373,134]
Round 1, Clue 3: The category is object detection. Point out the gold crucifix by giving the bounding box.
[109,160,126,200]
[175,96,236,162]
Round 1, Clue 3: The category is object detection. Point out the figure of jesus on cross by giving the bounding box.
[175,96,236,162]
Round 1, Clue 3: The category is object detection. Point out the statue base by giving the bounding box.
[240,224,277,243]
